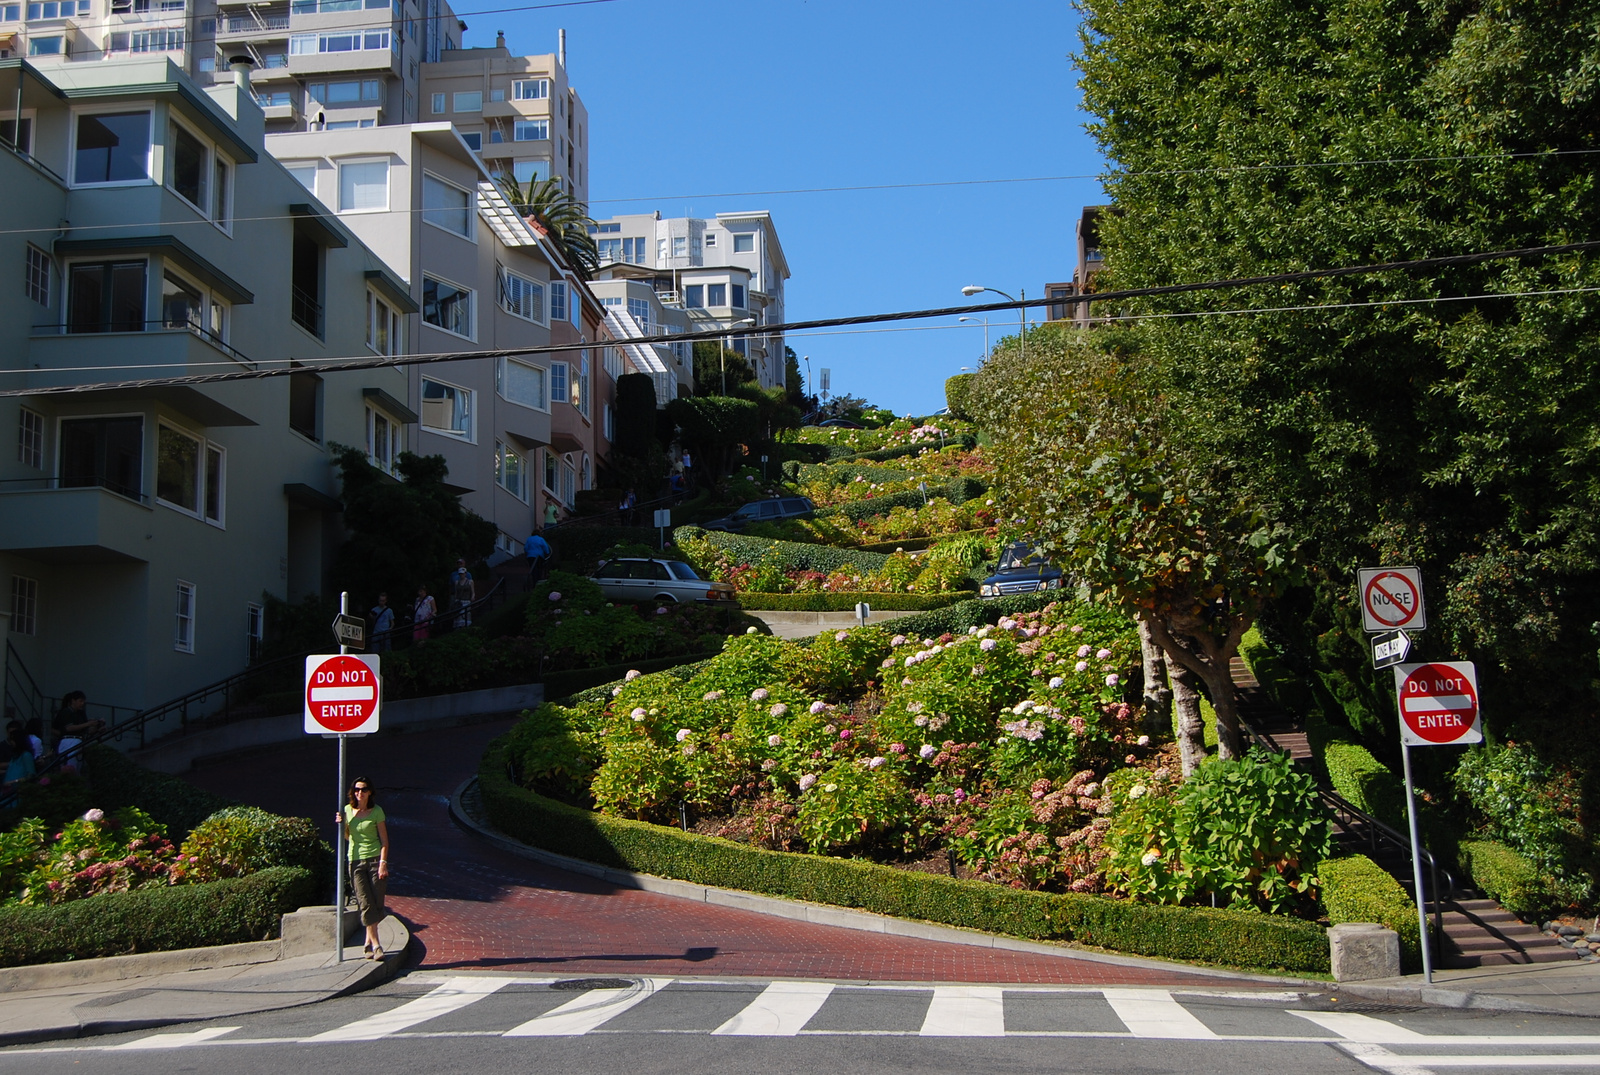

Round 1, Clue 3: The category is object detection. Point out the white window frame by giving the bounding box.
[365,404,402,473]
[204,441,225,527]
[365,288,402,355]
[246,601,264,658]
[512,78,548,100]
[284,160,318,195]
[494,438,527,501]
[430,92,445,114]
[733,232,755,253]
[421,171,474,238]
[512,118,548,141]
[155,419,224,524]
[18,406,43,469]
[174,579,196,653]
[497,357,548,411]
[497,266,544,323]
[166,114,211,219]
[10,575,38,636]
[70,106,155,189]
[336,156,389,213]
[549,279,567,322]
[24,243,49,307]
[602,402,614,441]
[421,274,475,340]
[548,360,567,405]
[419,375,475,441]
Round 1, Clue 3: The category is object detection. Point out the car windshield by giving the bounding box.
[733,504,761,519]
[999,544,1046,570]
[666,561,701,581]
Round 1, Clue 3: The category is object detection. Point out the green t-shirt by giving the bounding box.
[343,804,386,862]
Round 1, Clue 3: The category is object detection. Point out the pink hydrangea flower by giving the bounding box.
[1137,735,1150,746]
[835,630,849,642]
[751,688,769,702]
[919,744,937,759]
[770,703,788,718]
[1076,644,1092,657]
[889,743,906,754]
[867,756,886,769]
[768,734,782,747]
[624,669,642,681]
[810,701,828,715]
[979,638,997,651]
[703,690,723,701]
[1075,661,1089,672]
[1048,676,1064,689]
[631,708,647,721]
[82,808,105,823]
[675,728,691,742]
[1096,648,1112,660]
[1071,625,1085,634]
[891,635,907,647]
[799,774,818,791]
[1105,674,1120,687]
[548,591,563,601]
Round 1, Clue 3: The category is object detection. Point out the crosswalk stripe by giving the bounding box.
[503,977,673,1036]
[1371,1057,1600,1070]
[109,1027,240,1050]
[306,976,512,1042]
[1101,987,1218,1039]
[1338,1042,1441,1075]
[1291,1010,1431,1043]
[920,987,1005,1037]
[712,981,836,1036]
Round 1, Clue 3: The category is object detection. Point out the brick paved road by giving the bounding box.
[182,720,1265,987]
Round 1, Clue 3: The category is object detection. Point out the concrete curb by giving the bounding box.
[448,777,1331,989]
[0,939,282,994]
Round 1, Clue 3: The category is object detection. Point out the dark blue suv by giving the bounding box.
[980,542,1066,598]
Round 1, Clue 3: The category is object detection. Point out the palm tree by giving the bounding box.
[498,175,600,279]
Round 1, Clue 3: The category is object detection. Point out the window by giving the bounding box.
[17,408,43,469]
[291,229,323,336]
[733,233,754,253]
[549,280,566,322]
[204,443,224,524]
[685,284,703,308]
[366,406,400,472]
[494,440,526,499]
[366,290,401,355]
[706,282,726,307]
[592,222,620,234]
[74,111,151,185]
[498,268,543,322]
[704,232,716,247]
[60,416,143,498]
[420,377,472,437]
[1,116,34,155]
[623,236,647,264]
[174,581,195,653]
[309,79,380,105]
[156,422,201,513]
[430,92,445,114]
[28,36,61,55]
[290,30,387,53]
[672,236,686,259]
[11,576,37,636]
[731,283,745,308]
[422,276,473,338]
[246,602,264,658]
[285,161,316,193]
[160,271,204,334]
[513,118,548,141]
[422,174,471,236]
[512,159,548,184]
[576,350,589,417]
[542,448,557,494]
[67,261,146,333]
[338,159,388,212]
[289,370,321,440]
[596,237,620,262]
[627,296,651,332]
[549,361,567,404]
[169,122,207,210]
[602,344,624,378]
[453,90,482,112]
[24,244,49,306]
[489,88,503,102]
[602,403,614,441]
[498,357,546,409]
[213,157,231,226]
[461,132,481,151]
[512,78,548,100]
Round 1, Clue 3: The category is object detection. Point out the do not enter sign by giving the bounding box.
[304,653,381,735]
[1394,661,1481,746]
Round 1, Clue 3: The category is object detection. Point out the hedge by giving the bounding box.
[0,866,315,967]
[1320,854,1423,972]
[478,739,1329,973]
[542,650,727,700]
[816,476,990,523]
[548,525,664,572]
[876,592,1057,640]
[84,744,234,840]
[1458,839,1558,921]
[735,592,966,612]
[677,527,892,575]
[1323,742,1408,831]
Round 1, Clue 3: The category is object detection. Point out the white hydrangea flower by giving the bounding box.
[675,728,691,742]
[1141,851,1160,867]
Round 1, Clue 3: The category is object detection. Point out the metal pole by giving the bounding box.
[1019,287,1026,361]
[335,591,351,963]
[1400,742,1433,983]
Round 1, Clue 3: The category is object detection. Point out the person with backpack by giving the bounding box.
[524,530,552,590]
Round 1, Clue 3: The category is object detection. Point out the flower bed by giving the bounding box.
[733,592,966,612]
[675,528,977,597]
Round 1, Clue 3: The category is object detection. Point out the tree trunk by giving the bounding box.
[1203,662,1247,761]
[1171,663,1207,776]
[1144,614,1249,762]
[1137,617,1172,736]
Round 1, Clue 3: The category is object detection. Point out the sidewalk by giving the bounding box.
[1340,959,1600,1016]
[0,917,407,1046]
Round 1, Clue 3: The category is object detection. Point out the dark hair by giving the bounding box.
[347,777,378,808]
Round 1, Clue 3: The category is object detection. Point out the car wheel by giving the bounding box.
[653,594,679,604]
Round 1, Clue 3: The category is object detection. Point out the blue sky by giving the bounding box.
[484,0,1109,416]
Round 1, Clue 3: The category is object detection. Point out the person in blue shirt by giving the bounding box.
[525,530,552,590]
[369,592,395,652]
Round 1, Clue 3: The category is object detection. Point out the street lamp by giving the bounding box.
[957,315,990,362]
[723,316,756,395]
[961,284,1026,360]
[803,354,812,406]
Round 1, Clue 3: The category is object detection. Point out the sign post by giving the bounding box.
[308,592,381,962]
[1393,659,1482,985]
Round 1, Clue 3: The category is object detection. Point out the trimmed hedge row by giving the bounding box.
[735,592,966,612]
[677,526,893,575]
[1458,839,1557,920]
[815,477,991,523]
[542,650,727,700]
[0,866,315,968]
[1323,742,1408,831]
[877,592,1056,640]
[478,740,1329,972]
[1320,854,1423,972]
[84,744,234,840]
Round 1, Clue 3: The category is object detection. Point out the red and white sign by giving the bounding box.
[304,653,381,735]
[1393,661,1481,746]
[1359,566,1427,632]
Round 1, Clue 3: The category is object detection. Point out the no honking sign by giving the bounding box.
[1393,661,1482,747]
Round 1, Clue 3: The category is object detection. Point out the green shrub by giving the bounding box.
[1323,742,1407,829]
[1452,744,1593,906]
[735,592,964,612]
[179,807,331,895]
[1458,839,1567,920]
[945,373,975,419]
[1320,854,1423,972]
[477,741,1327,972]
[541,649,729,700]
[676,527,892,576]
[547,525,662,573]
[877,592,1056,639]
[82,745,233,840]
[0,866,315,967]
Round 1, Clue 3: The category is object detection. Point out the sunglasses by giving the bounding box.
[351,787,371,794]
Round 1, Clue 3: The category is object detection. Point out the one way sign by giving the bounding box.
[1371,629,1411,670]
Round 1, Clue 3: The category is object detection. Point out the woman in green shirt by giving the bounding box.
[338,778,390,959]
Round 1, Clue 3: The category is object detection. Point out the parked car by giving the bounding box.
[701,496,817,532]
[590,558,738,605]
[979,542,1066,598]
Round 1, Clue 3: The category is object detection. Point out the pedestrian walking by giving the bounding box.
[411,586,436,644]
[543,500,560,528]
[3,722,35,786]
[51,691,103,771]
[336,777,390,959]
[524,530,552,590]
[620,487,637,526]
[369,592,395,652]
[681,449,694,491]
[450,559,475,627]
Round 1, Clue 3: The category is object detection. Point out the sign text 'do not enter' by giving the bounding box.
[1393,661,1481,746]
[304,653,381,735]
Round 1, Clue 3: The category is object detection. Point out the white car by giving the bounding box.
[591,558,739,605]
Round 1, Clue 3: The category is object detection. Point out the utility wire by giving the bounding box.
[3,238,1595,398]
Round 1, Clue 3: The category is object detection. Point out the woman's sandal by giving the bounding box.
[370,946,384,961]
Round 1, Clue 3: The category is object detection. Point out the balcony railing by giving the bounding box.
[0,474,150,505]
[222,11,288,31]
[29,319,256,369]
[291,287,323,337]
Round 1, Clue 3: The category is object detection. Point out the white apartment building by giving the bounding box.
[588,210,790,392]
[587,272,691,404]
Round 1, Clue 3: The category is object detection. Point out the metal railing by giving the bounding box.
[223,11,288,31]
[29,319,256,368]
[291,287,323,337]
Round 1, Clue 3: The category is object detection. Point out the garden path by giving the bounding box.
[182,720,1265,987]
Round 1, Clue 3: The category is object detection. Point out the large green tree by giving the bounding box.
[1077,0,1600,747]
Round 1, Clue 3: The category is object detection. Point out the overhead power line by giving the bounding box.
[2,238,1595,399]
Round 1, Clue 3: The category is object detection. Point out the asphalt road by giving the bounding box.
[5,973,1600,1075]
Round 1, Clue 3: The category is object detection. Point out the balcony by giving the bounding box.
[218,10,289,38]
[29,321,255,379]
[0,481,152,564]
